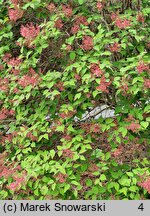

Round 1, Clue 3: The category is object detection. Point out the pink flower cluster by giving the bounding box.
[144,78,150,89]
[66,44,72,51]
[2,53,12,62]
[18,68,41,88]
[138,177,150,194]
[63,149,74,158]
[0,164,21,179]
[26,132,38,142]
[13,87,19,93]
[81,36,93,51]
[74,73,81,80]
[56,173,68,183]
[111,12,118,21]
[47,3,56,13]
[86,93,91,98]
[112,145,124,158]
[71,16,88,34]
[96,75,111,93]
[0,77,9,92]
[18,75,38,88]
[59,110,75,119]
[20,23,40,47]
[71,25,80,34]
[96,2,103,11]
[20,23,40,39]
[0,108,15,120]
[75,16,89,26]
[11,0,21,5]
[120,83,128,95]
[89,164,99,172]
[55,81,64,91]
[90,63,103,77]
[11,68,20,75]
[62,4,73,17]
[0,162,25,192]
[7,176,25,191]
[125,116,141,131]
[115,18,131,29]
[90,123,101,133]
[0,112,6,121]
[111,13,131,29]
[137,61,149,73]
[8,8,23,22]
[0,167,14,178]
[7,57,22,67]
[137,13,145,23]
[126,122,140,133]
[0,64,4,71]
[54,18,63,29]
[1,134,13,144]
[109,42,120,52]
[7,181,19,191]
[62,134,72,141]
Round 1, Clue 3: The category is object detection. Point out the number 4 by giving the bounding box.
[138,203,144,211]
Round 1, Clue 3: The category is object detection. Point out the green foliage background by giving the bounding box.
[0,0,150,199]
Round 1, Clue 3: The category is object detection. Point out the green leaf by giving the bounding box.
[26,93,31,100]
[116,136,121,143]
[70,52,76,61]
[105,152,110,160]
[107,182,117,192]
[67,124,76,132]
[119,187,128,196]
[52,183,56,191]
[105,118,113,124]
[126,172,134,177]
[121,43,126,49]
[41,186,48,195]
[56,124,65,132]
[86,179,92,186]
[42,176,49,183]
[64,184,70,193]
[67,36,75,45]
[122,128,128,137]
[137,45,144,53]
[78,0,84,5]
[132,77,143,84]
[129,186,139,192]
[119,176,131,187]
[93,90,99,98]
[34,189,39,196]
[92,186,99,194]
[140,121,149,129]
[50,150,55,159]
[43,134,49,140]
[24,85,32,92]
[146,117,150,122]
[132,178,137,185]
[74,93,81,101]
[81,164,87,172]
[100,174,106,182]
[114,183,119,192]
[71,181,79,186]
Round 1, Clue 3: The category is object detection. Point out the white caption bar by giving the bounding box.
[0,201,149,216]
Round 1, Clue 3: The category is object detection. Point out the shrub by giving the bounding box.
[0,0,150,200]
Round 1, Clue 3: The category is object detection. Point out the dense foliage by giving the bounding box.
[0,0,150,200]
